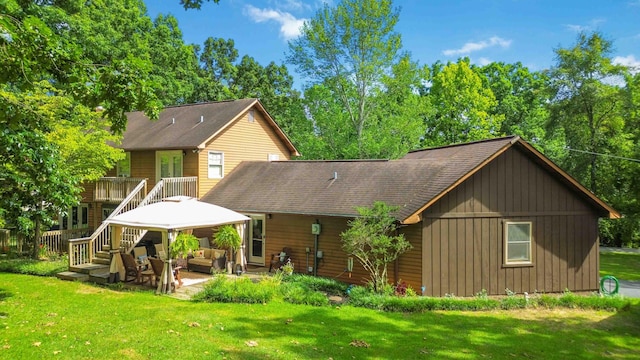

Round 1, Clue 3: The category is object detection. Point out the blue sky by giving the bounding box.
[146,0,640,88]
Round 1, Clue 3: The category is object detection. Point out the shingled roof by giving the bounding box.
[120,99,299,155]
[201,137,518,223]
[202,136,619,223]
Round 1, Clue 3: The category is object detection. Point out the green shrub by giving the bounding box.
[346,286,631,313]
[282,274,348,295]
[193,275,276,304]
[280,283,329,306]
[0,257,67,276]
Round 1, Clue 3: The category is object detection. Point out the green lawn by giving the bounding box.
[1,274,639,359]
[600,252,640,281]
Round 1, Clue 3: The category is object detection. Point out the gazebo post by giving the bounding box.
[108,225,123,283]
[156,230,176,294]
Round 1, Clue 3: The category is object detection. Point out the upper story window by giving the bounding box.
[248,109,255,123]
[117,152,131,177]
[504,222,532,265]
[268,154,280,161]
[208,151,224,179]
[156,150,183,179]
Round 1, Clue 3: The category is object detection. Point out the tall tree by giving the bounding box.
[424,59,504,146]
[546,32,629,194]
[1,0,160,257]
[479,62,549,144]
[288,0,426,159]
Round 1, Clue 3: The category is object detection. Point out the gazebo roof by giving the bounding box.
[105,196,250,231]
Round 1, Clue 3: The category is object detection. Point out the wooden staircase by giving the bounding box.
[57,246,111,284]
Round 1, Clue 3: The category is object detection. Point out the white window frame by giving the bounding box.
[268,154,280,161]
[59,203,89,230]
[156,150,183,180]
[248,109,255,123]
[207,151,224,179]
[504,221,532,265]
[116,152,131,177]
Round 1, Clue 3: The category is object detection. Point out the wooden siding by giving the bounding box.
[264,214,423,291]
[197,109,292,198]
[422,147,600,297]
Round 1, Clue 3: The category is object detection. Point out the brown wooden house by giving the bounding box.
[201,136,619,297]
[59,99,299,274]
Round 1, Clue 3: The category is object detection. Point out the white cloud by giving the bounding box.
[244,5,307,40]
[613,55,640,74]
[443,36,512,56]
[564,18,605,32]
[477,57,492,66]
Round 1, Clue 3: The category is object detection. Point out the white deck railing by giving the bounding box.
[94,177,147,202]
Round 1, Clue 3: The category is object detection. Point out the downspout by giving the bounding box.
[313,219,319,276]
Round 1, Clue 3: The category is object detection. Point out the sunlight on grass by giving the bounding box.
[1,274,639,359]
[600,252,640,281]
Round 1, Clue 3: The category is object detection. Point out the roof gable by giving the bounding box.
[120,99,299,156]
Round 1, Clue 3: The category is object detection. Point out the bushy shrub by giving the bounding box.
[280,283,329,306]
[282,274,348,295]
[193,275,276,304]
[0,257,67,276]
[346,286,631,313]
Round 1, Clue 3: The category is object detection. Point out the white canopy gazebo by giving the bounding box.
[105,196,250,294]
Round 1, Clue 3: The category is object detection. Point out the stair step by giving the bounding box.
[96,251,110,259]
[57,271,90,282]
[103,245,111,251]
[93,258,111,265]
[70,263,110,275]
[89,270,110,284]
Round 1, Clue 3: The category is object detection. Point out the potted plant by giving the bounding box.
[170,232,199,267]
[214,224,241,274]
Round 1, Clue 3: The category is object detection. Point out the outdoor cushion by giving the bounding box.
[195,250,205,258]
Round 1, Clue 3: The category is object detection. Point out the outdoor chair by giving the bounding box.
[120,253,139,282]
[269,247,292,272]
[149,258,182,289]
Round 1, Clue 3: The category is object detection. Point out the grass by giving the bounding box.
[1,274,639,359]
[600,252,640,281]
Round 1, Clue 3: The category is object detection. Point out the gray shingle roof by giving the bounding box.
[120,99,298,155]
[202,137,517,222]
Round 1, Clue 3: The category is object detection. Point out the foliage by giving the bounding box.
[341,201,412,293]
[287,0,427,159]
[213,225,241,260]
[193,274,277,304]
[280,282,330,306]
[0,1,162,257]
[0,257,67,276]
[347,285,631,313]
[170,233,200,259]
[281,274,349,296]
[424,58,504,146]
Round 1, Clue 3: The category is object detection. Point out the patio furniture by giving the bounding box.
[269,247,292,272]
[187,248,226,274]
[120,253,140,282]
[149,257,182,289]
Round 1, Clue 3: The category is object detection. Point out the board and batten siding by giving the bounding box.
[422,147,600,297]
[264,214,422,291]
[197,109,292,198]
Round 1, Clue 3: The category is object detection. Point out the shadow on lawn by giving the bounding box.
[0,288,12,301]
[216,303,640,359]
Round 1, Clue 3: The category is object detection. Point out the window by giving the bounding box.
[505,222,532,264]
[208,151,224,178]
[248,109,255,123]
[268,154,280,161]
[58,204,89,230]
[117,152,131,177]
[156,151,183,179]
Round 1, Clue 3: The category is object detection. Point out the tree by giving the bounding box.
[288,0,426,159]
[341,201,412,293]
[546,32,629,195]
[479,62,549,144]
[1,1,161,257]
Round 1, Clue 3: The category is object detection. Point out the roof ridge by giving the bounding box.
[407,135,519,154]
[126,98,257,114]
